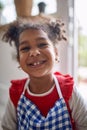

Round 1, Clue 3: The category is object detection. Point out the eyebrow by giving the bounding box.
[36,37,47,41]
[19,41,29,46]
[19,37,47,45]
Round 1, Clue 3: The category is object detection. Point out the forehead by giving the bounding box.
[19,28,49,41]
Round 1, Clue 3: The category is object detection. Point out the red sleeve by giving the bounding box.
[9,78,27,107]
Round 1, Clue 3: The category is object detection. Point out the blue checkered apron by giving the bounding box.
[17,75,72,130]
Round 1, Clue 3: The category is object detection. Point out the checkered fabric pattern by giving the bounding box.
[17,94,72,130]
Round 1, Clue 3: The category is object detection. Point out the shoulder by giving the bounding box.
[54,72,74,100]
[9,78,28,107]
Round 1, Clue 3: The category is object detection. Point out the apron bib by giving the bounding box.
[17,75,72,130]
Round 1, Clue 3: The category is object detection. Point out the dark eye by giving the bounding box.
[19,46,30,52]
[38,43,48,48]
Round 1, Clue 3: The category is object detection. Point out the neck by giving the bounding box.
[29,74,55,94]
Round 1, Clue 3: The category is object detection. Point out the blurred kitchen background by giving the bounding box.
[0,0,87,123]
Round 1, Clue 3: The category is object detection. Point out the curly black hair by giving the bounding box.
[2,15,67,60]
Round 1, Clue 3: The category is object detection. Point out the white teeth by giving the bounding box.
[33,62,40,66]
[33,63,37,66]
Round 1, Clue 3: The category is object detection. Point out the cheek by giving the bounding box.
[19,53,27,65]
[45,48,56,62]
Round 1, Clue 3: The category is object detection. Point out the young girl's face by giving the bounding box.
[18,28,58,78]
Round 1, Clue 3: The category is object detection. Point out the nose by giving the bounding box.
[29,48,40,57]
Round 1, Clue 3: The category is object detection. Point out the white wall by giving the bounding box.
[0,40,27,85]
[55,0,71,74]
[55,0,78,80]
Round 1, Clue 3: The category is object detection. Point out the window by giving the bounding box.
[0,0,16,24]
[32,0,57,15]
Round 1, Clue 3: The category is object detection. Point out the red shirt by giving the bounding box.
[9,72,74,117]
[25,85,58,117]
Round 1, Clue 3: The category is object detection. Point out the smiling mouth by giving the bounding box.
[28,60,46,68]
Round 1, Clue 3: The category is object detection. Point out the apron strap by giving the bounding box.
[23,75,63,99]
[53,74,63,98]
[23,79,29,94]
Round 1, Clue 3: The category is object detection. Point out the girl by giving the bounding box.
[1,15,87,130]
